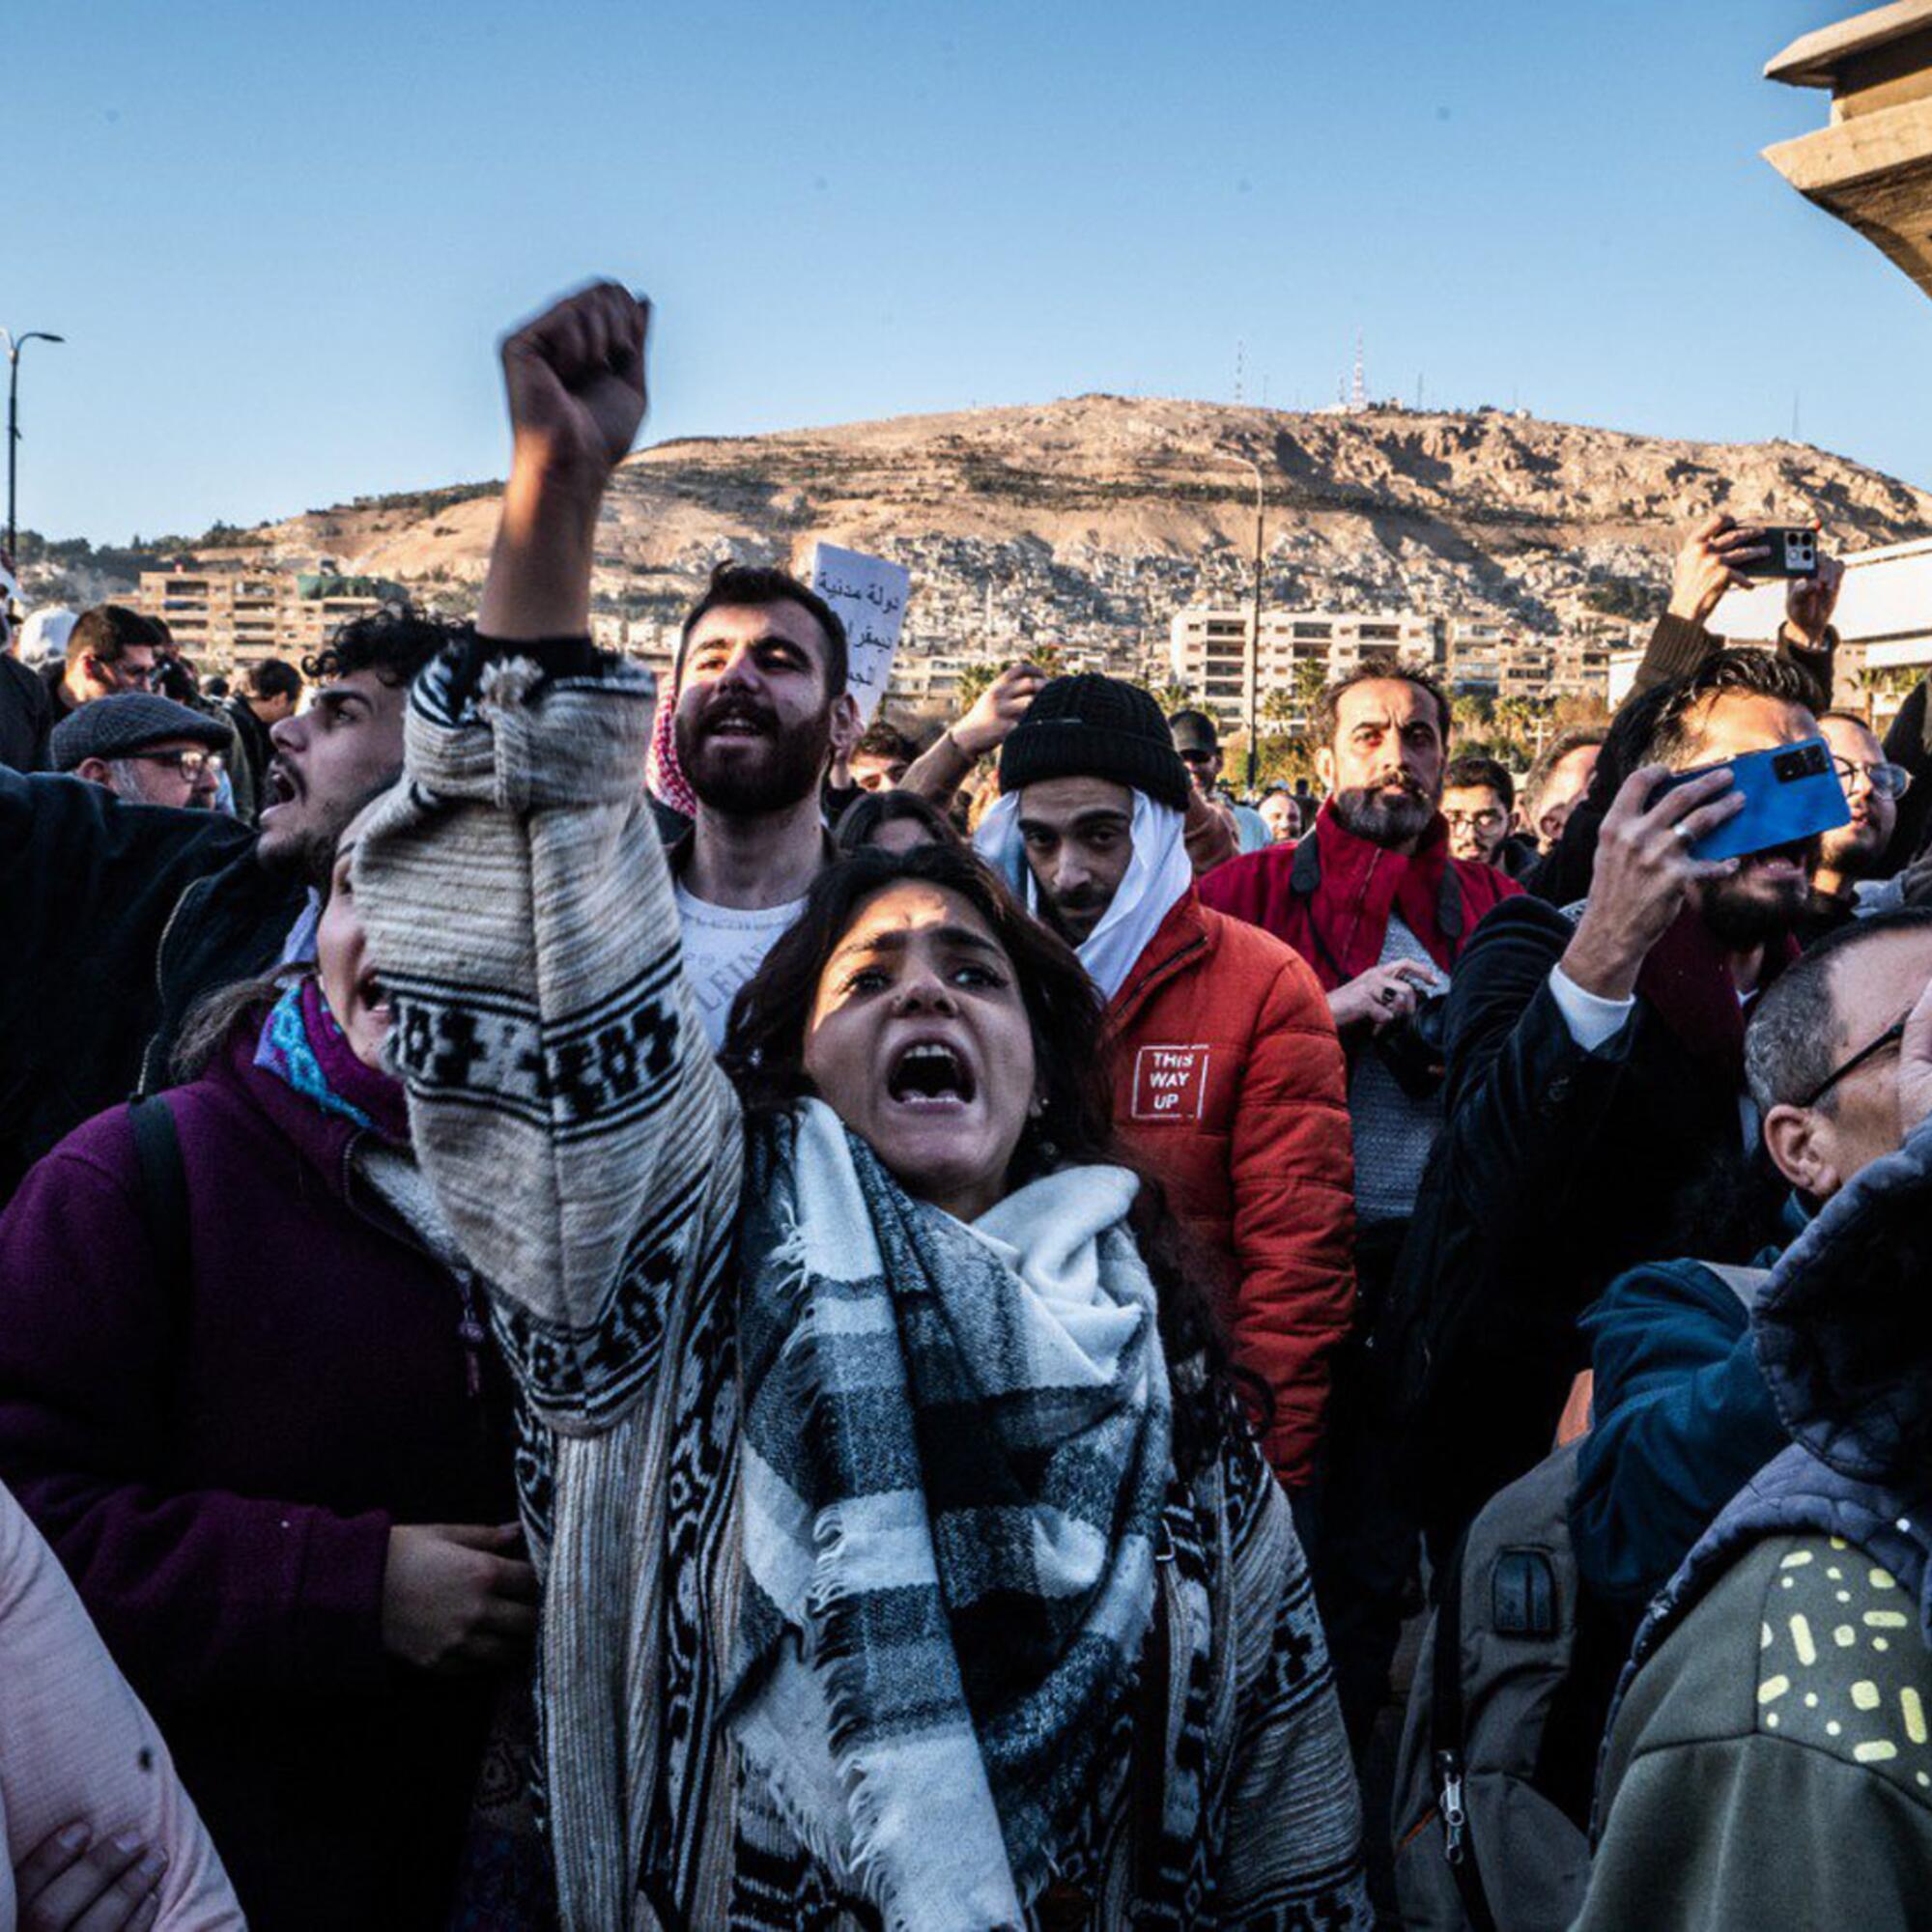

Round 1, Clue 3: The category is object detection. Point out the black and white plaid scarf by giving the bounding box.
[726,1099,1172,1930]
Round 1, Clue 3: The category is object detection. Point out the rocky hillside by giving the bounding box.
[204,397,1932,655]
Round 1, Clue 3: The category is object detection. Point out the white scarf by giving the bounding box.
[976,788,1194,1001]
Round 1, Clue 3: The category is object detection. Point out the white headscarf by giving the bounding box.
[976,786,1194,1002]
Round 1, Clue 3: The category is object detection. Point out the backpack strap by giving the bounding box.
[1437,863,1466,945]
[128,1094,190,1303]
[1429,1530,1501,1932]
[1289,830,1321,898]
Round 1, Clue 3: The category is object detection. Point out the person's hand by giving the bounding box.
[499,281,650,495]
[1559,765,1744,1001]
[1328,958,1442,1033]
[1667,514,1769,629]
[381,1522,539,1676]
[16,1823,165,1932]
[1783,551,1843,648]
[952,663,1045,759]
[483,281,650,639]
[1897,976,1932,1139]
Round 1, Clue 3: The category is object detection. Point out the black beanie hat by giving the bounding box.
[997,673,1193,812]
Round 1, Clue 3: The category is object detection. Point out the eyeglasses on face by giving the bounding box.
[1796,1014,1908,1111]
[129,749,223,780]
[91,656,160,691]
[1832,755,1913,801]
[1444,808,1507,832]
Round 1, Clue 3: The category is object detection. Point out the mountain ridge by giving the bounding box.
[190,395,1932,655]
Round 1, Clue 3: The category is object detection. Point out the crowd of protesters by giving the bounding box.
[1,283,1930,1932]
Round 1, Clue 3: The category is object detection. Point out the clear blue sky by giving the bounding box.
[13,0,1927,544]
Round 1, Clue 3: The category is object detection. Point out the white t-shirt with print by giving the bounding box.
[674,883,808,1052]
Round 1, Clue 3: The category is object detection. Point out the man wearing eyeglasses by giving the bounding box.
[1384,649,1824,1572]
[43,606,164,724]
[1796,711,1910,946]
[48,694,228,810]
[1577,906,1932,1929]
[1441,753,1540,877]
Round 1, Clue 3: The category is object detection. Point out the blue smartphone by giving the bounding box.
[1651,736,1849,862]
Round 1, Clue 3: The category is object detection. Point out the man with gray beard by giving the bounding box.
[666,562,861,1048]
[1202,666,1521,1233]
[1200,664,1521,1753]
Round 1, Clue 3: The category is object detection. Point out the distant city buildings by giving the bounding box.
[1710,531,1932,724]
[115,553,1622,732]
[1167,605,1614,726]
[124,564,398,674]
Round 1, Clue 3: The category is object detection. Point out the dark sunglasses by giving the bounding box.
[1797,1015,1908,1110]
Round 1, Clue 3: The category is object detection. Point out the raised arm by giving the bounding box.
[897,661,1043,804]
[1632,515,1840,707]
[355,283,743,1435]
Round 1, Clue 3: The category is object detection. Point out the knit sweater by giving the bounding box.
[355,641,1370,1930]
[0,1481,242,1929]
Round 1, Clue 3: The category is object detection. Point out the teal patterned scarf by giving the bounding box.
[254,977,411,1143]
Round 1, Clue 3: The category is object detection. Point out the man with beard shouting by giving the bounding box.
[1198,663,1520,1750]
[666,562,860,1047]
[0,608,448,1203]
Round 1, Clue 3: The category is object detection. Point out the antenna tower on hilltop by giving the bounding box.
[1235,338,1245,406]
[1350,332,1366,412]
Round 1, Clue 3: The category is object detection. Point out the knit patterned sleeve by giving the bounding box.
[355,641,743,1435]
[1216,1442,1373,1928]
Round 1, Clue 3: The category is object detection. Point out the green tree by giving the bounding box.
[1293,658,1329,715]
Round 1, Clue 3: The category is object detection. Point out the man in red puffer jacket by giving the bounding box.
[977,674,1355,1491]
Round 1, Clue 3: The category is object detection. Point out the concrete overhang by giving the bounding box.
[1765,1,1932,296]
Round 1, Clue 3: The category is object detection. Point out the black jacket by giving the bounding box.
[222,694,273,823]
[1378,896,1771,1552]
[1884,678,1932,874]
[0,769,302,1199]
[0,656,52,773]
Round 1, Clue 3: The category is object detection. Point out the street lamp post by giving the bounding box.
[3,329,66,562]
[1222,452,1266,791]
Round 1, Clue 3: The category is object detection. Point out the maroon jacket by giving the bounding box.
[0,1024,517,1930]
[1199,802,1521,990]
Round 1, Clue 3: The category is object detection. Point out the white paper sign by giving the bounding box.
[808,542,910,723]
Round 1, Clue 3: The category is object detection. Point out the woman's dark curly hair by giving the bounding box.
[721,841,1258,1476]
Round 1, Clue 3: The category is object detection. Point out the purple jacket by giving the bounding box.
[0,1021,517,1930]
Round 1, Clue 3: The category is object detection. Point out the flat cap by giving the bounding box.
[51,693,231,774]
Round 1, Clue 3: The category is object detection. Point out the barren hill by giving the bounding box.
[223,397,1932,655]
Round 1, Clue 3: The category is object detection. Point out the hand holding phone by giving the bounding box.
[1650,737,1847,862]
[1736,526,1819,581]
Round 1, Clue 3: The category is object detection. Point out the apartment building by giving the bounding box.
[1172,606,1613,723]
[128,565,396,674]
[1168,607,1440,726]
